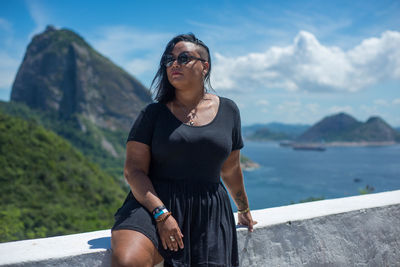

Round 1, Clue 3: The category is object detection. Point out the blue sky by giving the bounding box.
[1,0,399,126]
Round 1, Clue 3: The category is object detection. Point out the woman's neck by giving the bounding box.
[174,88,206,108]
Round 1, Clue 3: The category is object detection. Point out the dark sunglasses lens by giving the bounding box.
[163,56,174,67]
[177,54,190,65]
[163,53,193,67]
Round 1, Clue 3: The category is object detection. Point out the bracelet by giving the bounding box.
[238,207,250,214]
[152,205,166,216]
[156,212,172,223]
[154,208,169,220]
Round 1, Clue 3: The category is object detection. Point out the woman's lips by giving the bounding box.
[171,71,182,76]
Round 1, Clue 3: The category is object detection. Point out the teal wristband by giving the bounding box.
[154,208,169,220]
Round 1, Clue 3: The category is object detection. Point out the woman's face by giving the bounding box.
[166,41,209,91]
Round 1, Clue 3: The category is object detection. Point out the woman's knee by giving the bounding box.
[111,230,159,267]
[112,248,152,267]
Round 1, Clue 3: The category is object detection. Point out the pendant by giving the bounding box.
[189,121,194,126]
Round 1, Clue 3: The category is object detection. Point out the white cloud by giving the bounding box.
[25,1,52,37]
[329,105,353,114]
[0,52,19,89]
[392,98,400,105]
[256,99,269,106]
[212,30,400,93]
[257,99,270,113]
[306,103,320,114]
[265,100,323,124]
[91,26,170,58]
[236,101,246,109]
[374,99,389,106]
[0,18,12,32]
[359,104,378,114]
[125,58,156,77]
[0,18,13,48]
[88,26,171,78]
[277,101,302,112]
[0,18,23,95]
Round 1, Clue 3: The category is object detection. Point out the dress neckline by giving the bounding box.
[162,95,222,128]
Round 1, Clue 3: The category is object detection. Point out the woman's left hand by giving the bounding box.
[237,211,257,232]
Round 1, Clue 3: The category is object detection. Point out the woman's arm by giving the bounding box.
[220,149,257,231]
[124,141,163,210]
[124,141,183,251]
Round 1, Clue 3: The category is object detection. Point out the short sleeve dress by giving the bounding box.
[112,96,244,267]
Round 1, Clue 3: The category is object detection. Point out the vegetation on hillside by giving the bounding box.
[0,112,126,242]
[0,101,126,180]
[247,127,291,141]
[243,123,309,140]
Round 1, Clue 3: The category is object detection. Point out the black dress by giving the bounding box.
[112,96,244,267]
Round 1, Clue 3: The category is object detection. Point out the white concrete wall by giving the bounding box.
[1,190,399,267]
[235,190,400,266]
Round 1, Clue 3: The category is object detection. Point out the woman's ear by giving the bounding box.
[202,61,210,76]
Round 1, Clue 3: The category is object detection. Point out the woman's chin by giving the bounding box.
[170,79,187,88]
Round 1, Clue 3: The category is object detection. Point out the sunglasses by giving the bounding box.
[162,52,206,67]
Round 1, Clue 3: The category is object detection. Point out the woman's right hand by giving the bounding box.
[156,215,184,251]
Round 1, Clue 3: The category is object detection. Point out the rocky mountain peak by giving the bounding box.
[365,116,385,124]
[11,26,152,131]
[45,25,57,32]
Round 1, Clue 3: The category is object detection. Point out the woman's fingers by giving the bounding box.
[158,216,184,251]
[169,229,184,251]
[168,237,178,251]
[238,212,257,232]
[248,219,254,232]
[176,229,184,249]
[162,238,168,250]
[246,216,256,232]
[163,234,176,251]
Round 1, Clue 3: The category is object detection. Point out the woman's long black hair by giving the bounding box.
[151,33,213,103]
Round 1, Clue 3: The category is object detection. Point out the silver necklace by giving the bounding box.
[174,96,205,126]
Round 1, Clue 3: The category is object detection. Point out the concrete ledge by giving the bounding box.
[0,229,112,266]
[1,190,400,266]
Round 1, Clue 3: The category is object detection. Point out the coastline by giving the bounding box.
[279,141,398,148]
[240,153,260,171]
[323,141,397,147]
[240,161,260,171]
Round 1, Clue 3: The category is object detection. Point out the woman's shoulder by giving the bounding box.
[140,102,164,117]
[218,96,240,113]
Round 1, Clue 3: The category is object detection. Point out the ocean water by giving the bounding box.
[230,141,400,211]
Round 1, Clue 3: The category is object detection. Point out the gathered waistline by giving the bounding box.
[151,177,221,184]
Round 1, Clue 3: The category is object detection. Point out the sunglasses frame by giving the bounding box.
[163,52,206,67]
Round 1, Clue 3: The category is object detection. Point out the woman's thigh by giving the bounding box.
[111,229,163,267]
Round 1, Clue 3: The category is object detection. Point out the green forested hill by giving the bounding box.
[0,112,126,242]
[0,100,127,179]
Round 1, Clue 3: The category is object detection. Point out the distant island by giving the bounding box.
[244,113,400,147]
[295,113,400,146]
[244,122,310,141]
[240,154,260,171]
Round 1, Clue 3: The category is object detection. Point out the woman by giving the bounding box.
[111,33,256,267]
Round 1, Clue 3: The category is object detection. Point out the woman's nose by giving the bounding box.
[170,60,181,69]
[171,59,180,67]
